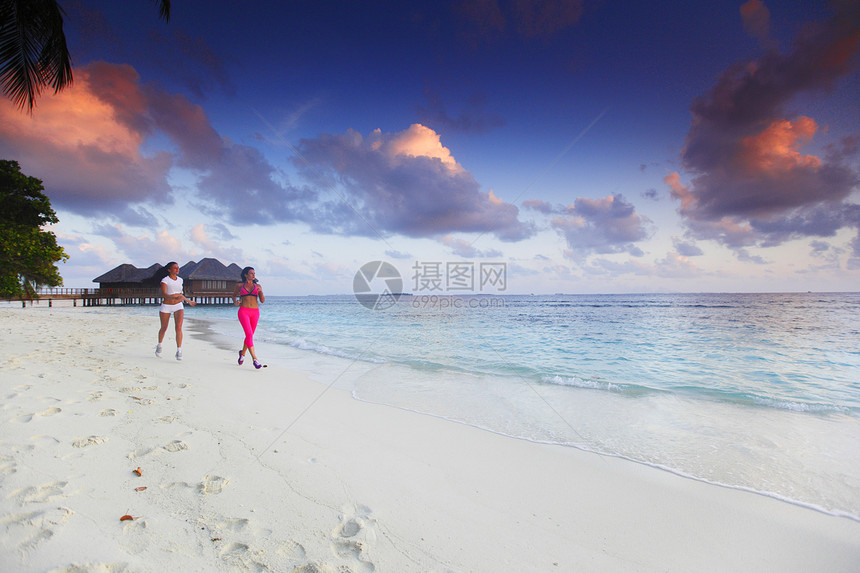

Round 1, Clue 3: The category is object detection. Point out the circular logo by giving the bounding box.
[353,261,402,310]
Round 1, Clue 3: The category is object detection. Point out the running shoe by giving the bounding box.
[175,349,183,361]
[253,359,262,369]
[155,344,162,357]
[238,351,244,365]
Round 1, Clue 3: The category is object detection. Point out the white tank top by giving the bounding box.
[161,276,183,295]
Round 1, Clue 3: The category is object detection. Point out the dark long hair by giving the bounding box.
[155,261,179,281]
[240,266,254,282]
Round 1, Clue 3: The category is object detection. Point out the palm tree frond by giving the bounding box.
[154,0,171,23]
[1,0,169,113]
[0,0,71,113]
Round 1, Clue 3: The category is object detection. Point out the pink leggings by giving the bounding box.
[238,307,260,348]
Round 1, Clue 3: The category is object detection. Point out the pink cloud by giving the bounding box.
[672,3,860,252]
[0,63,172,218]
[376,124,463,173]
[738,117,821,173]
[0,61,312,226]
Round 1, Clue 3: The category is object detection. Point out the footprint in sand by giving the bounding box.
[122,518,147,532]
[128,446,155,459]
[72,436,109,448]
[1,506,74,556]
[161,481,197,492]
[330,505,376,572]
[87,391,103,402]
[276,539,307,561]
[12,481,69,504]
[200,475,229,495]
[163,440,189,453]
[98,409,117,417]
[39,407,61,417]
[12,413,34,423]
[218,542,267,571]
[120,518,150,554]
[214,517,250,532]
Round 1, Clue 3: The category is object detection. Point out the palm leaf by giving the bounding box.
[0,0,71,113]
[0,0,170,113]
[154,0,171,22]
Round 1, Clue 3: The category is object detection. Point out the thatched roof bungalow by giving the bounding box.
[179,258,242,295]
[92,263,163,289]
[94,258,242,296]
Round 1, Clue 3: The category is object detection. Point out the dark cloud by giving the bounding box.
[825,135,860,162]
[851,232,860,259]
[735,249,768,265]
[523,195,653,259]
[549,194,652,260]
[191,143,315,226]
[675,240,704,257]
[809,240,831,253]
[208,223,236,241]
[671,2,860,254]
[293,124,534,241]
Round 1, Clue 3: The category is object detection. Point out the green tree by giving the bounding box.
[0,159,68,297]
[0,0,170,113]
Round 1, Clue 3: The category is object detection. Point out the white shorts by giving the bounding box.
[159,302,184,314]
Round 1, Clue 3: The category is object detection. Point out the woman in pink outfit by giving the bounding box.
[234,266,265,368]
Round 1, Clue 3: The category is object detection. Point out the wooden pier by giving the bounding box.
[8,287,236,308]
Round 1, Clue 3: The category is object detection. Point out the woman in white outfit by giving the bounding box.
[155,261,196,360]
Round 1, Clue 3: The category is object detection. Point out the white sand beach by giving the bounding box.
[1,305,858,572]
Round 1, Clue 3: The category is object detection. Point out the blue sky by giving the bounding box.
[1,0,859,294]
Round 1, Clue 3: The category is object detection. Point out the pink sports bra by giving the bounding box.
[239,283,259,297]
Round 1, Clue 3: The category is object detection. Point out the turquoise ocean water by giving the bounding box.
[153,292,859,520]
